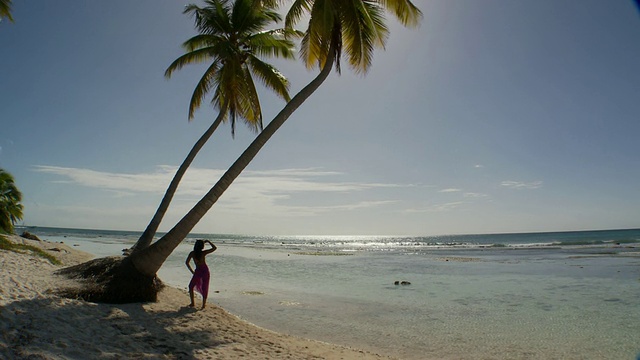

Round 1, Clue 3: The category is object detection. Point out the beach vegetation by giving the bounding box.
[0,0,13,22]
[0,235,61,265]
[58,0,422,303]
[131,0,299,253]
[0,168,24,234]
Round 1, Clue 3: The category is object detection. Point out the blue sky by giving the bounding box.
[1,1,639,236]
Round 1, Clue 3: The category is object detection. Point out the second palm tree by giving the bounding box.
[131,0,298,252]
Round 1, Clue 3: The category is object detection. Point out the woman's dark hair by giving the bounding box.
[194,240,205,255]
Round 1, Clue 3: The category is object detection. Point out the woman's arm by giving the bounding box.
[204,240,217,254]
[185,252,195,274]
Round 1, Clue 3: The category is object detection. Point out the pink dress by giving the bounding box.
[188,264,210,297]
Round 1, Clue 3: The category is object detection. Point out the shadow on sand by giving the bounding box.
[0,291,232,359]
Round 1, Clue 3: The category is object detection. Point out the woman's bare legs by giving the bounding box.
[188,288,195,307]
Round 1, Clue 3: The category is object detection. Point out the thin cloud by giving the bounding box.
[33,165,177,193]
[32,165,410,217]
[247,168,342,177]
[269,200,399,217]
[464,192,488,198]
[432,201,465,212]
[439,188,462,193]
[33,165,401,195]
[405,201,465,213]
[500,180,543,190]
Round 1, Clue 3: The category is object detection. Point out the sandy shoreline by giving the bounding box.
[0,235,391,360]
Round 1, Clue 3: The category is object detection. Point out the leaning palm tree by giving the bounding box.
[130,0,422,279]
[129,0,298,253]
[0,0,13,22]
[0,169,24,234]
[59,0,421,304]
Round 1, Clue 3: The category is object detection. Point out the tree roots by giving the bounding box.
[56,256,164,303]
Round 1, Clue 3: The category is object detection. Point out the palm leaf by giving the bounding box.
[285,0,313,29]
[165,46,217,78]
[248,31,297,59]
[0,0,13,22]
[378,0,423,27]
[189,59,223,119]
[340,0,388,73]
[247,55,291,101]
[181,34,226,52]
[239,67,263,131]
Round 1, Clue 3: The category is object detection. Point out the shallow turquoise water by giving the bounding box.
[205,248,640,359]
[31,228,640,359]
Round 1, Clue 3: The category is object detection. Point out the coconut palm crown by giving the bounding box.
[166,0,299,135]
[286,0,422,74]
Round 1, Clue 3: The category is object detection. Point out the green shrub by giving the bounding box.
[0,235,61,265]
[0,169,24,234]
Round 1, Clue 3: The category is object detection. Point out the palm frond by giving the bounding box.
[187,0,233,35]
[247,55,291,101]
[182,34,226,52]
[378,0,423,27]
[248,32,297,60]
[215,59,249,135]
[188,59,222,119]
[233,0,283,35]
[340,0,388,74]
[239,67,263,131]
[286,0,314,29]
[0,0,14,22]
[302,0,338,70]
[231,0,257,34]
[257,0,287,8]
[165,46,218,78]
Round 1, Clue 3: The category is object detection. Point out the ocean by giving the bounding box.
[20,226,640,359]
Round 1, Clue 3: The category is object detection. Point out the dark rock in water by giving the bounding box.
[21,231,41,241]
[394,280,411,285]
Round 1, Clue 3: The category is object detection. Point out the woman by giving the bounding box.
[185,239,217,309]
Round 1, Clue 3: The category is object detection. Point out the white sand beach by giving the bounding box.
[0,235,391,360]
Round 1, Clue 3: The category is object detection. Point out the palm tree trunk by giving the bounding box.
[130,111,226,253]
[131,39,338,277]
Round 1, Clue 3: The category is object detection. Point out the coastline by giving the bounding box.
[4,229,640,359]
[0,234,391,360]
